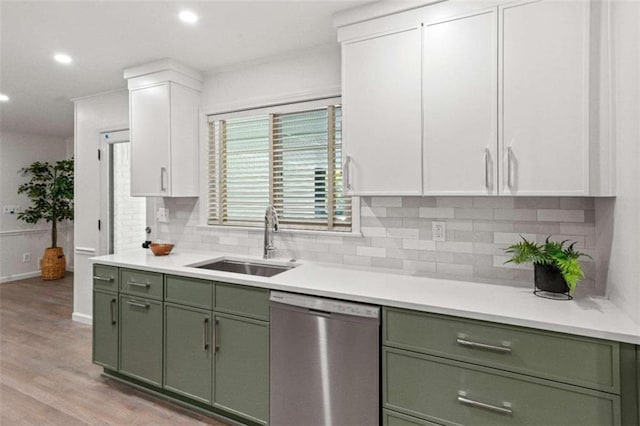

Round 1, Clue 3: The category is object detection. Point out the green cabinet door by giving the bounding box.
[119,295,163,387]
[93,290,118,370]
[164,303,212,404]
[213,313,269,425]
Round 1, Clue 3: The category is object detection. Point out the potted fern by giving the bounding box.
[504,236,591,299]
[17,159,74,280]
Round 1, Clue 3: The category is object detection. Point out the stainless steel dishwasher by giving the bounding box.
[270,291,380,426]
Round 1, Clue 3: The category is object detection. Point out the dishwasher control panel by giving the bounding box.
[270,291,379,319]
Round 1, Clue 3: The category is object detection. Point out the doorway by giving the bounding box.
[100,130,146,254]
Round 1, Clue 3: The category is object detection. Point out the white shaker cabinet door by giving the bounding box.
[130,83,171,197]
[500,0,590,195]
[342,26,422,196]
[423,9,498,195]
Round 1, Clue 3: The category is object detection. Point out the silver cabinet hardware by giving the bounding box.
[203,318,209,351]
[458,391,513,415]
[127,280,150,288]
[457,335,512,353]
[214,319,220,353]
[507,146,514,188]
[93,276,113,282]
[344,155,352,191]
[160,167,167,192]
[484,148,490,188]
[127,300,150,309]
[110,299,116,325]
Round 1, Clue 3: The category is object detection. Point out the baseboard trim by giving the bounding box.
[72,312,92,325]
[0,271,41,283]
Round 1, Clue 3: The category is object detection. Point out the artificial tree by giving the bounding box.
[17,159,74,280]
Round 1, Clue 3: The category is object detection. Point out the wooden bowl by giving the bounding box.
[149,243,174,256]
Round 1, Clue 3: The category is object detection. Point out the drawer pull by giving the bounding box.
[203,318,209,351]
[127,280,150,288]
[456,337,511,354]
[93,276,113,282]
[214,319,220,353]
[458,391,513,415]
[110,299,116,325]
[127,300,150,309]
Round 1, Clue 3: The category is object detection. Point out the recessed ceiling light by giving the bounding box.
[179,10,198,24]
[54,53,73,64]
[0,93,9,102]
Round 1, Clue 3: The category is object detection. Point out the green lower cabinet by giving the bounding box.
[119,295,163,387]
[213,313,269,425]
[384,409,442,426]
[93,290,118,370]
[164,303,212,404]
[384,347,621,426]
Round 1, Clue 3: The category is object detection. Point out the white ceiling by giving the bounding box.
[0,1,371,138]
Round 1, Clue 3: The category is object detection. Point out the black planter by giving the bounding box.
[533,263,571,300]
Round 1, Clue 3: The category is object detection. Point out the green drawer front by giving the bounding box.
[165,275,213,309]
[384,347,621,426]
[214,282,269,321]
[384,308,619,392]
[93,264,118,291]
[119,295,163,387]
[120,268,163,300]
[383,409,441,426]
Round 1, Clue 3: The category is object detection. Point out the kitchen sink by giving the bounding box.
[194,259,296,277]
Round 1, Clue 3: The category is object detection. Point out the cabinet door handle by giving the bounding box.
[110,299,116,325]
[127,280,150,288]
[93,276,113,282]
[507,146,513,189]
[457,337,512,354]
[344,155,352,191]
[127,300,149,309]
[160,167,167,192]
[484,148,490,189]
[214,319,220,353]
[203,318,209,351]
[458,391,513,415]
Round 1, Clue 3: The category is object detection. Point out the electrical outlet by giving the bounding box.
[432,221,446,242]
[3,205,19,215]
[38,257,43,267]
[157,208,169,223]
[22,252,31,263]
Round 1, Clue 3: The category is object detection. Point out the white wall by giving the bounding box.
[73,90,128,323]
[201,43,341,110]
[599,0,640,323]
[0,131,72,282]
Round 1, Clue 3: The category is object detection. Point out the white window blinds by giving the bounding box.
[208,101,350,231]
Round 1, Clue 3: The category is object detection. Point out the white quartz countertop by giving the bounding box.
[90,249,640,345]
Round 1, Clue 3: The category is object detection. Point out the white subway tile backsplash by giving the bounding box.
[419,207,455,219]
[494,232,536,244]
[537,209,585,223]
[402,239,436,251]
[158,196,598,291]
[387,228,420,239]
[371,197,402,207]
[356,246,386,258]
[436,241,473,253]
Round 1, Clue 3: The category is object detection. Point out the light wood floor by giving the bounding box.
[0,273,227,425]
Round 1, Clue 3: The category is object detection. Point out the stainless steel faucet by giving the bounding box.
[263,206,279,259]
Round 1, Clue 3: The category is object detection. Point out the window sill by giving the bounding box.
[196,224,363,238]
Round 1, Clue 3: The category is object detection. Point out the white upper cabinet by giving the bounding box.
[125,60,202,197]
[336,0,613,197]
[423,9,498,195]
[499,0,590,195]
[341,26,423,196]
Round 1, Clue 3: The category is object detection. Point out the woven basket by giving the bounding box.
[42,247,66,281]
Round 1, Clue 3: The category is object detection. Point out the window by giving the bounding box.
[207,99,351,232]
